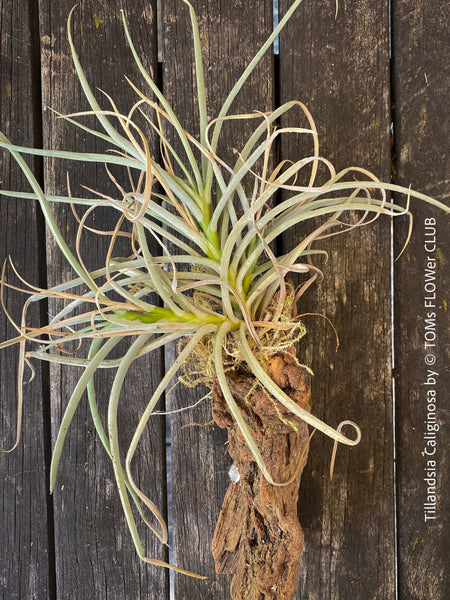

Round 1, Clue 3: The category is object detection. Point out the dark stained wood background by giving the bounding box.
[0,1,448,599]
[392,1,450,598]
[279,1,396,598]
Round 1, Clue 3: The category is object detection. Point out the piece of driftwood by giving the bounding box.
[211,349,310,600]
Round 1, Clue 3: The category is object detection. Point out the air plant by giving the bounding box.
[0,0,448,598]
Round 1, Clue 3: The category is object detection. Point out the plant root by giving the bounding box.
[211,348,311,600]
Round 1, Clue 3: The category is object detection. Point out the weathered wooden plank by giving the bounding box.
[279,1,395,598]
[392,1,450,598]
[39,1,169,597]
[162,1,274,597]
[0,1,51,598]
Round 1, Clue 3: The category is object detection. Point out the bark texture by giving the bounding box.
[211,349,311,600]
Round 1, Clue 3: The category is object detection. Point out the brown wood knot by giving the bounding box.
[211,351,311,600]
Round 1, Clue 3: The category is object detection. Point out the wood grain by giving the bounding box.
[39,1,169,597]
[0,1,50,598]
[278,1,395,598]
[392,0,450,597]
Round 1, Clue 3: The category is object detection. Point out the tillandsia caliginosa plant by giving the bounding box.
[1,0,449,598]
